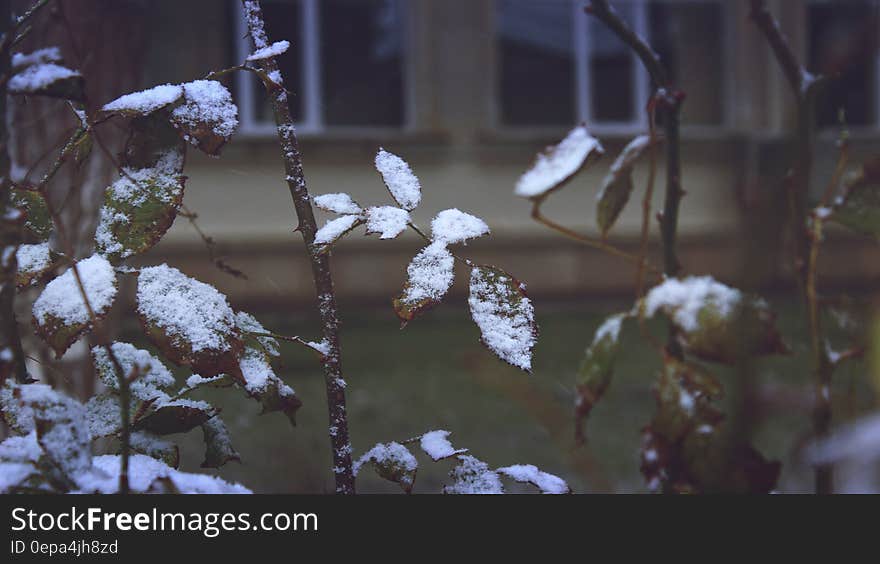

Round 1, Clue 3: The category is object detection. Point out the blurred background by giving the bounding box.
[9,0,880,492]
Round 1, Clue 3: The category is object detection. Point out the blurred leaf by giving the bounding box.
[11,188,52,241]
[15,242,56,289]
[830,156,880,237]
[575,313,627,442]
[8,61,84,101]
[133,401,216,435]
[129,431,179,468]
[443,454,504,494]
[596,135,658,237]
[468,265,538,372]
[514,125,604,200]
[200,417,240,468]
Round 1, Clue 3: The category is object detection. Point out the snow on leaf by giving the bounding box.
[430,208,489,245]
[15,242,54,288]
[313,192,362,215]
[419,430,467,461]
[247,40,290,61]
[12,188,52,241]
[314,214,362,249]
[33,255,118,357]
[596,135,656,237]
[467,265,538,372]
[644,276,788,364]
[375,148,421,211]
[133,399,216,435]
[393,241,455,323]
[353,441,418,493]
[95,150,185,263]
[76,454,250,494]
[443,455,503,494]
[364,206,410,239]
[235,311,280,357]
[575,313,627,443]
[238,350,302,426]
[91,343,174,404]
[514,125,604,199]
[101,83,184,117]
[130,431,179,468]
[170,80,238,155]
[496,464,570,494]
[8,50,84,101]
[201,417,240,468]
[136,264,243,381]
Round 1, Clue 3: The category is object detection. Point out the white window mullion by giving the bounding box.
[301,0,323,132]
[234,5,258,134]
[631,0,650,129]
[573,0,591,124]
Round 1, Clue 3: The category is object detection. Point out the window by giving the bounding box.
[807,0,880,128]
[234,0,408,135]
[495,0,728,132]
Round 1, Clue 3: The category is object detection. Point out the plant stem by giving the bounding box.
[241,0,355,494]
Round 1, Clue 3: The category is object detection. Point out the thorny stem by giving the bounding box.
[749,0,832,494]
[241,0,355,494]
[530,200,661,279]
[245,330,323,354]
[636,105,660,299]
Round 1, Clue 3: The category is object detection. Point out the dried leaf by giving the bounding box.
[200,417,240,468]
[468,265,538,372]
[393,241,454,324]
[514,125,604,200]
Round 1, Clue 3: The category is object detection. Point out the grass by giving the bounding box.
[147,295,874,494]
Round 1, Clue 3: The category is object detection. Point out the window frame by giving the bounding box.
[232,0,416,137]
[490,0,734,137]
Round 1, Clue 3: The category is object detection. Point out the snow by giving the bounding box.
[0,463,39,492]
[644,276,743,332]
[593,313,624,345]
[468,268,536,372]
[515,125,603,198]
[815,206,832,219]
[401,241,455,305]
[365,206,410,239]
[314,193,362,215]
[18,384,91,478]
[235,311,279,357]
[430,209,489,245]
[91,343,174,402]
[420,430,467,461]
[101,83,183,115]
[84,393,121,438]
[11,47,61,69]
[185,374,224,388]
[172,80,239,140]
[8,63,80,94]
[247,40,290,61]
[0,431,42,463]
[306,339,331,355]
[375,149,421,211]
[496,464,570,494]
[314,215,360,246]
[77,454,250,494]
[16,242,51,276]
[238,352,275,394]
[136,264,237,353]
[353,442,418,476]
[444,455,504,494]
[33,254,117,326]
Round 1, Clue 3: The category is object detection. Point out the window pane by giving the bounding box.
[496,0,575,126]
[808,0,878,127]
[589,2,636,122]
[251,0,303,122]
[649,1,724,126]
[321,0,405,126]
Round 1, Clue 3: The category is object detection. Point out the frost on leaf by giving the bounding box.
[314,215,362,250]
[644,276,788,364]
[641,358,779,494]
[95,150,185,263]
[596,135,657,237]
[375,148,421,211]
[91,343,174,405]
[236,312,302,426]
[514,125,604,199]
[430,208,490,245]
[393,241,454,324]
[16,242,55,288]
[354,441,418,493]
[443,455,504,494]
[575,313,627,442]
[170,80,238,155]
[201,417,240,468]
[101,83,184,117]
[130,431,179,468]
[76,454,250,494]
[314,193,362,215]
[12,188,52,241]
[467,266,538,372]
[8,48,84,101]
[33,255,118,357]
[137,265,244,382]
[365,206,410,239]
[419,430,467,461]
[829,157,880,238]
[247,40,290,61]
[496,464,570,494]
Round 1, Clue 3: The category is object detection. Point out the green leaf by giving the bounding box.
[467,265,538,372]
[11,188,52,241]
[393,241,454,325]
[130,431,180,468]
[830,156,880,237]
[575,313,627,442]
[354,442,418,493]
[15,242,56,289]
[200,417,240,468]
[596,135,658,237]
